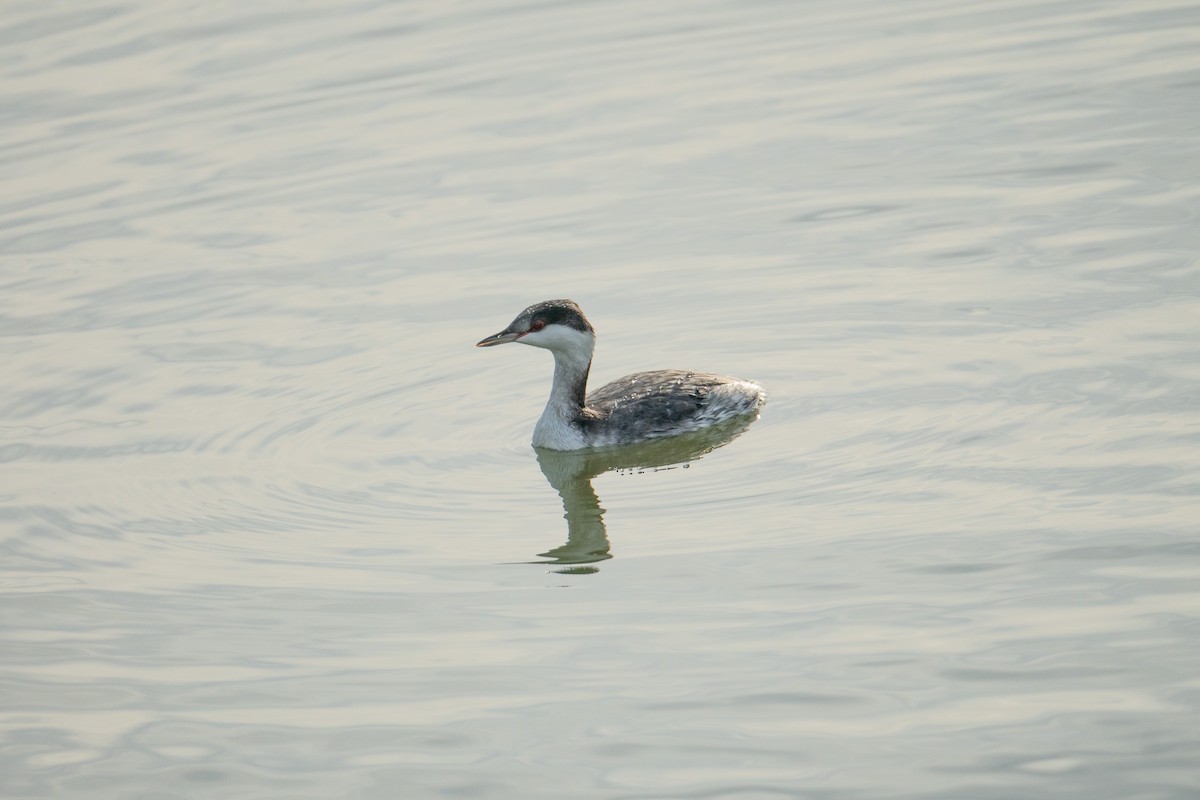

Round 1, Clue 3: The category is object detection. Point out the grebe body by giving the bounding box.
[476,299,765,450]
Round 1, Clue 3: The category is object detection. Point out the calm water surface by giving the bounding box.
[3,0,1199,798]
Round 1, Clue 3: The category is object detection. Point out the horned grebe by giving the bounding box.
[476,299,765,450]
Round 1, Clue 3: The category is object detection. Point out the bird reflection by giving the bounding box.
[531,414,761,573]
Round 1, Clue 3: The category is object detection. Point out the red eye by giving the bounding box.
[530,320,545,331]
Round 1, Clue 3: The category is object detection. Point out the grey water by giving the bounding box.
[3,0,1199,798]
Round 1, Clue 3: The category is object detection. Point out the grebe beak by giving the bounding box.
[476,330,522,347]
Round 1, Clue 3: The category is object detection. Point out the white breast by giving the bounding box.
[532,407,589,449]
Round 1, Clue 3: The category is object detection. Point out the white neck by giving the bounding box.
[527,328,594,449]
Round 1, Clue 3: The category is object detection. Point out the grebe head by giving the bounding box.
[476,299,595,356]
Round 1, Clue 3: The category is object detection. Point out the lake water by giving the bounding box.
[3,0,1199,798]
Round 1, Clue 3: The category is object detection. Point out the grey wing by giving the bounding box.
[585,370,723,439]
